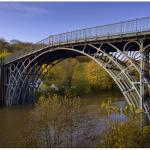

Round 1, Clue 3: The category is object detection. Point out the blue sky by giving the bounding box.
[0,2,150,43]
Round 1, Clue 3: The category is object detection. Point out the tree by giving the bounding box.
[72,62,90,94]
[0,49,11,65]
[0,38,10,51]
[43,58,79,91]
[85,61,115,90]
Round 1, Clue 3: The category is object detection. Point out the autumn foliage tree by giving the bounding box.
[85,61,115,90]
[0,49,11,66]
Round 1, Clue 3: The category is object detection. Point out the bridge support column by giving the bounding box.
[140,42,145,110]
[0,65,5,105]
[140,41,150,123]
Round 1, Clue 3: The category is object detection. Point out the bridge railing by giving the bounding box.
[4,16,150,64]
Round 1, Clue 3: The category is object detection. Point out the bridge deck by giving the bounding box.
[4,16,150,64]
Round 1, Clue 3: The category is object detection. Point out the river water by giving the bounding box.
[0,90,127,147]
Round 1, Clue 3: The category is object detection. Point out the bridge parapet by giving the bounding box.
[4,16,150,64]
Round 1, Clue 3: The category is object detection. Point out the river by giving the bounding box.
[0,90,127,147]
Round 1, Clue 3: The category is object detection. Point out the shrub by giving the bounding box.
[98,101,150,148]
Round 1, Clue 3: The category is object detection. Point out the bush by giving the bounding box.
[98,101,150,148]
[99,120,150,148]
[19,94,95,147]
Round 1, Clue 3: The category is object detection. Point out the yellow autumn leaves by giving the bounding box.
[0,49,11,60]
[0,49,11,65]
[40,58,115,94]
[85,61,114,89]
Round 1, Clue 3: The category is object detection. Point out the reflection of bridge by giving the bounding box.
[1,17,150,120]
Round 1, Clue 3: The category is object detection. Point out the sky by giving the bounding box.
[0,2,150,43]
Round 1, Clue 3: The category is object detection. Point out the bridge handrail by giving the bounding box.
[4,16,150,64]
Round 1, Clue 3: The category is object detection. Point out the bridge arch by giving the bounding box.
[5,46,142,110]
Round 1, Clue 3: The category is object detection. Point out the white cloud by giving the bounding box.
[0,2,48,14]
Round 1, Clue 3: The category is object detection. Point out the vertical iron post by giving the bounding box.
[140,40,144,110]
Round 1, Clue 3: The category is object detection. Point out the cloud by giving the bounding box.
[0,2,48,14]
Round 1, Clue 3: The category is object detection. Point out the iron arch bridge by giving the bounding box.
[1,17,150,120]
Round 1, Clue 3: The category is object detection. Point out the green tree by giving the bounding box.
[72,62,90,94]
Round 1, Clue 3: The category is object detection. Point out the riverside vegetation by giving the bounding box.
[17,93,150,148]
[99,101,150,148]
